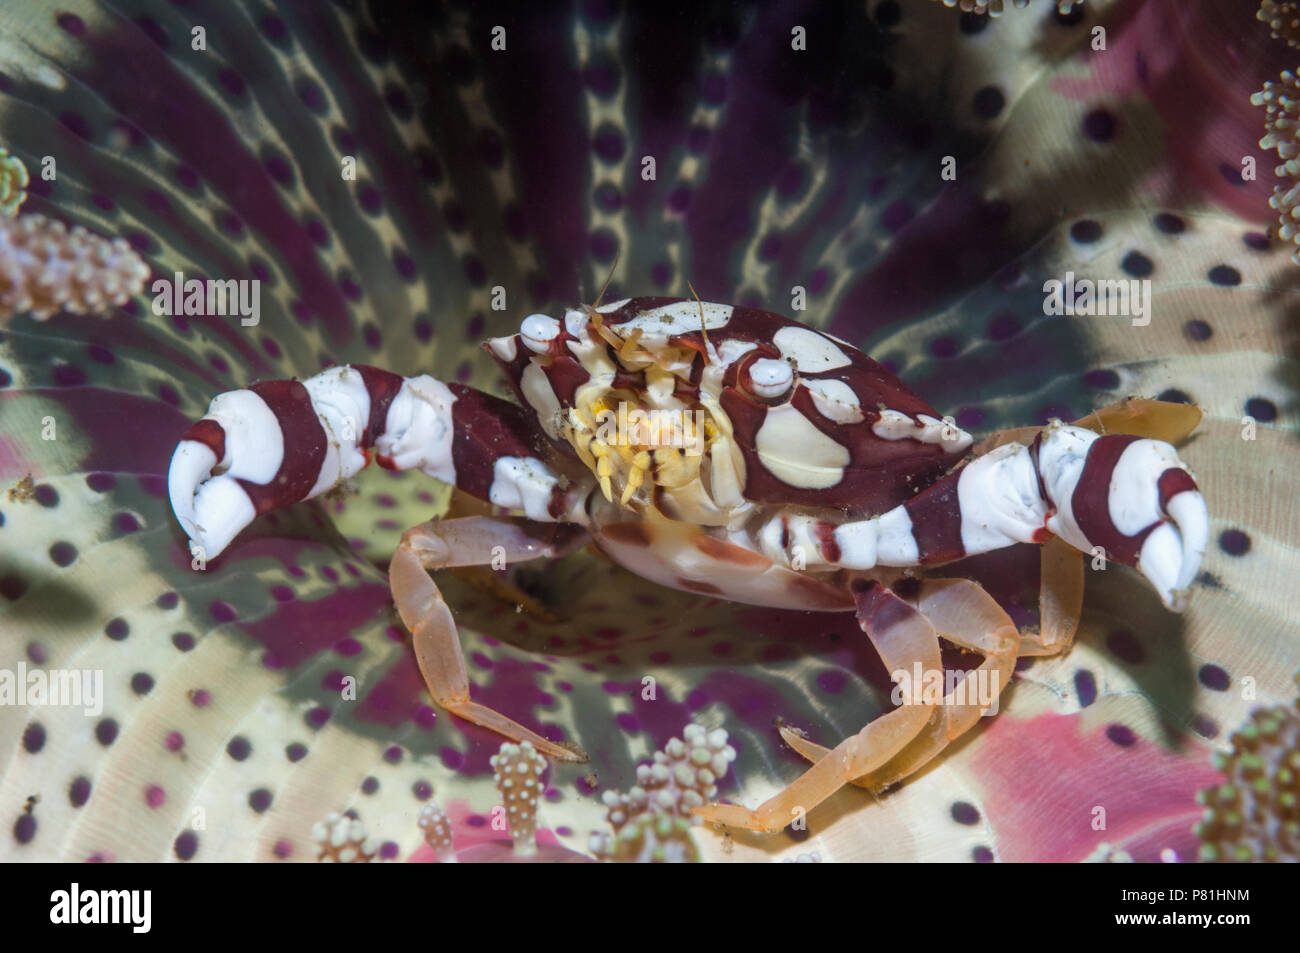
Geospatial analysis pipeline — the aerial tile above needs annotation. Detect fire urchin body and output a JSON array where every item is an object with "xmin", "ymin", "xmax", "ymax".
[{"xmin": 168, "ymin": 296, "xmax": 1208, "ymax": 832}]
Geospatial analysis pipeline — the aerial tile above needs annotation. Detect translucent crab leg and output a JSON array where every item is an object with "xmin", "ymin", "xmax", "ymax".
[
  {"xmin": 1019, "ymin": 536, "xmax": 1084, "ymax": 656},
  {"xmin": 693, "ymin": 582, "xmax": 939, "ymax": 833},
  {"xmin": 167, "ymin": 364, "xmax": 590, "ymax": 559},
  {"xmin": 391, "ymin": 516, "xmax": 591, "ymax": 762},
  {"xmin": 781, "ymin": 579, "xmax": 1019, "ymax": 792}
]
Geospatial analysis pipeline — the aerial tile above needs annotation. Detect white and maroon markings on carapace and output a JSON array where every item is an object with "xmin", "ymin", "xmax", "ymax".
[
  {"xmin": 592, "ymin": 519, "xmax": 853, "ymax": 612},
  {"xmin": 485, "ymin": 297, "xmax": 973, "ymax": 513},
  {"xmin": 169, "ymin": 365, "xmax": 580, "ymax": 558}
]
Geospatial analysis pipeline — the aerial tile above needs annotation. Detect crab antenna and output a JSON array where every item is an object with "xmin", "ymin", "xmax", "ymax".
[
  {"xmin": 591, "ymin": 247, "xmax": 621, "ymax": 311},
  {"xmin": 687, "ymin": 280, "xmax": 711, "ymax": 362}
]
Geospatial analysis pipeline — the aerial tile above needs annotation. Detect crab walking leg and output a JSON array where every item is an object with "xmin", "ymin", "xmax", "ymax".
[
  {"xmin": 693, "ymin": 582, "xmax": 940, "ymax": 832},
  {"xmin": 759, "ymin": 422, "xmax": 1209, "ymax": 610},
  {"xmin": 391, "ymin": 516, "xmax": 591, "ymax": 762},
  {"xmin": 785, "ymin": 579, "xmax": 1020, "ymax": 792},
  {"xmin": 168, "ymin": 364, "xmax": 589, "ymax": 559},
  {"xmin": 1019, "ymin": 537, "xmax": 1084, "ymax": 656}
]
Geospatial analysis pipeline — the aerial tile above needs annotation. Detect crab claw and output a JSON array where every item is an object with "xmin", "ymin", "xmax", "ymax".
[
  {"xmin": 168, "ymin": 389, "xmax": 286, "ymax": 560},
  {"xmin": 1037, "ymin": 426, "xmax": 1208, "ymax": 611}
]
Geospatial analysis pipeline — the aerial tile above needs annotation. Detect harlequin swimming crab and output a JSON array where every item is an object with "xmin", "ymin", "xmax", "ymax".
[{"xmin": 168, "ymin": 295, "xmax": 1208, "ymax": 833}]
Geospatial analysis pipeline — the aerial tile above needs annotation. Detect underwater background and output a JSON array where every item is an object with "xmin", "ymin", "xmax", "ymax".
[{"xmin": 0, "ymin": 0, "xmax": 1297, "ymax": 862}]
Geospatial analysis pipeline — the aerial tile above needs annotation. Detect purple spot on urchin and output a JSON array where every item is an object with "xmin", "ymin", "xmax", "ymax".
[
  {"xmin": 1105, "ymin": 724, "xmax": 1137, "ymax": 747},
  {"xmin": 880, "ymin": 199, "xmax": 914, "ymax": 233},
  {"xmin": 209, "ymin": 354, "xmax": 230, "ymax": 375},
  {"xmin": 249, "ymin": 788, "xmax": 273, "ymax": 813},
  {"xmin": 955, "ymin": 406, "xmax": 985, "ymax": 430},
  {"xmin": 14, "ymin": 814, "xmax": 36, "ymax": 844},
  {"xmin": 210, "ymin": 600, "xmax": 237, "ymax": 623},
  {"xmin": 262, "ymin": 336, "xmax": 282, "ymax": 359},
  {"xmin": 226, "ymin": 737, "xmax": 252, "ymax": 761},
  {"xmin": 26, "ymin": 642, "xmax": 46, "ymax": 664},
  {"xmin": 95, "ymin": 719, "xmax": 119, "ymax": 746},
  {"xmin": 165, "ymin": 731, "xmax": 184, "ymax": 752},
  {"xmin": 131, "ymin": 672, "xmax": 154, "ymax": 695},
  {"xmin": 1183, "ymin": 319, "xmax": 1212, "ymax": 342},
  {"xmin": 306, "ymin": 706, "xmax": 331, "ymax": 728},
  {"xmin": 414, "ymin": 706, "xmax": 437, "ymax": 730},
  {"xmin": 1198, "ymin": 664, "xmax": 1230, "ymax": 691},
  {"xmin": 393, "ymin": 249, "xmax": 417, "ymax": 282},
  {"xmin": 1074, "ymin": 669, "xmax": 1097, "ymax": 707},
  {"xmin": 463, "ymin": 256, "xmax": 487, "ymax": 286},
  {"xmin": 52, "ymin": 363, "xmax": 86, "ymax": 387},
  {"xmin": 1218, "ymin": 529, "xmax": 1250, "ymax": 556},
  {"xmin": 22, "ymin": 722, "xmax": 44, "ymax": 753},
  {"xmin": 156, "ymin": 591, "xmax": 178, "ymax": 610},
  {"xmin": 357, "ymin": 183, "xmax": 383, "ymax": 215},
  {"xmin": 651, "ymin": 261, "xmax": 673, "ymax": 286},
  {"xmin": 70, "ymin": 776, "xmax": 91, "ymax": 808},
  {"xmin": 440, "ymin": 746, "xmax": 465, "ymax": 771},
  {"xmin": 592, "ymin": 128, "xmax": 625, "ymax": 163},
  {"xmin": 286, "ymin": 743, "xmax": 307, "ymax": 762},
  {"xmin": 144, "ymin": 785, "xmax": 166, "ymax": 808},
  {"xmin": 57, "ymin": 13, "xmax": 86, "ymax": 35},
  {"xmin": 1243, "ymin": 231, "xmax": 1271, "ymax": 252},
  {"xmin": 363, "ymin": 323, "xmax": 382, "ymax": 350},
  {"xmin": 667, "ymin": 186, "xmax": 692, "ymax": 213},
  {"xmin": 190, "ymin": 689, "xmax": 211, "ymax": 707},
  {"xmin": 615, "ymin": 712, "xmax": 640, "ymax": 733},
  {"xmin": 951, "ymin": 801, "xmax": 980, "ymax": 825},
  {"xmin": 686, "ymin": 124, "xmax": 711, "ymax": 153},
  {"xmin": 928, "ymin": 335, "xmax": 959, "ymax": 359},
  {"xmin": 333, "ymin": 637, "xmax": 362, "ymax": 657},
  {"xmin": 1081, "ymin": 108, "xmax": 1117, "ymax": 142},
  {"xmin": 972, "ymin": 845, "xmax": 994, "ymax": 862},
  {"xmin": 1191, "ymin": 714, "xmax": 1219, "ymax": 739},
  {"xmin": 589, "ymin": 229, "xmax": 618, "ymax": 262},
  {"xmin": 413, "ymin": 780, "xmax": 433, "ymax": 801},
  {"xmin": 172, "ymin": 632, "xmax": 195, "ymax": 652},
  {"xmin": 296, "ymin": 78, "xmax": 326, "ymax": 111},
  {"xmin": 808, "ymin": 669, "xmax": 852, "ymax": 704},
  {"xmin": 584, "ymin": 64, "xmax": 619, "ymax": 97},
  {"xmin": 1084, "ymin": 368, "xmax": 1120, "ymax": 389},
  {"xmin": 105, "ymin": 618, "xmax": 129, "ymax": 641},
  {"xmin": 174, "ymin": 831, "xmax": 198, "ymax": 860},
  {"xmin": 986, "ymin": 312, "xmax": 1021, "ymax": 341}
]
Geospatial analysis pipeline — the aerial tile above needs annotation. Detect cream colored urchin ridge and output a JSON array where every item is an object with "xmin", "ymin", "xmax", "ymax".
[{"xmin": 930, "ymin": 0, "xmax": 1081, "ymax": 17}]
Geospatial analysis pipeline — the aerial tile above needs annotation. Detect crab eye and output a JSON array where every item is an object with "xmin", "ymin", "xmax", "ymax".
[
  {"xmin": 520, "ymin": 314, "xmax": 560, "ymax": 352},
  {"xmin": 746, "ymin": 358, "xmax": 795, "ymax": 400}
]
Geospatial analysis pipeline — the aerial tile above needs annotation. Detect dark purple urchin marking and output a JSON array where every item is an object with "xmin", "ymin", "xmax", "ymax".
[
  {"xmin": 105, "ymin": 618, "xmax": 129, "ymax": 641},
  {"xmin": 171, "ymin": 632, "xmax": 195, "ymax": 652},
  {"xmin": 950, "ymin": 802, "xmax": 980, "ymax": 825},
  {"xmin": 972, "ymin": 86, "xmax": 1004, "ymax": 119},
  {"xmin": 1074, "ymin": 670, "xmax": 1097, "ymax": 707},
  {"xmin": 174, "ymin": 831, "xmax": 198, "ymax": 861},
  {"xmin": 69, "ymin": 776, "xmax": 91, "ymax": 808},
  {"xmin": 48, "ymin": 542, "xmax": 77, "ymax": 567},
  {"xmin": 130, "ymin": 673, "xmax": 154, "ymax": 696},
  {"xmin": 226, "ymin": 737, "xmax": 251, "ymax": 761},
  {"xmin": 1081, "ymin": 108, "xmax": 1118, "ymax": 142},
  {"xmin": 13, "ymin": 814, "xmax": 36, "ymax": 845},
  {"xmin": 1157, "ymin": 388, "xmax": 1191, "ymax": 404},
  {"xmin": 1183, "ymin": 319, "xmax": 1212, "ymax": 341},
  {"xmin": 1121, "ymin": 250, "xmax": 1153, "ymax": 277},
  {"xmin": 95, "ymin": 719, "xmax": 119, "ymax": 746},
  {"xmin": 1153, "ymin": 212, "xmax": 1185, "ymax": 234},
  {"xmin": 1218, "ymin": 529, "xmax": 1250, "ymax": 556},
  {"xmin": 22, "ymin": 722, "xmax": 44, "ymax": 753},
  {"xmin": 1242, "ymin": 231, "xmax": 1271, "ymax": 251},
  {"xmin": 1245, "ymin": 397, "xmax": 1277, "ymax": 422},
  {"xmin": 248, "ymin": 789, "xmax": 273, "ymax": 813},
  {"xmin": 1198, "ymin": 664, "xmax": 1230, "ymax": 691},
  {"xmin": 1105, "ymin": 724, "xmax": 1137, "ymax": 747},
  {"xmin": 1207, "ymin": 265, "xmax": 1241, "ymax": 287}
]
